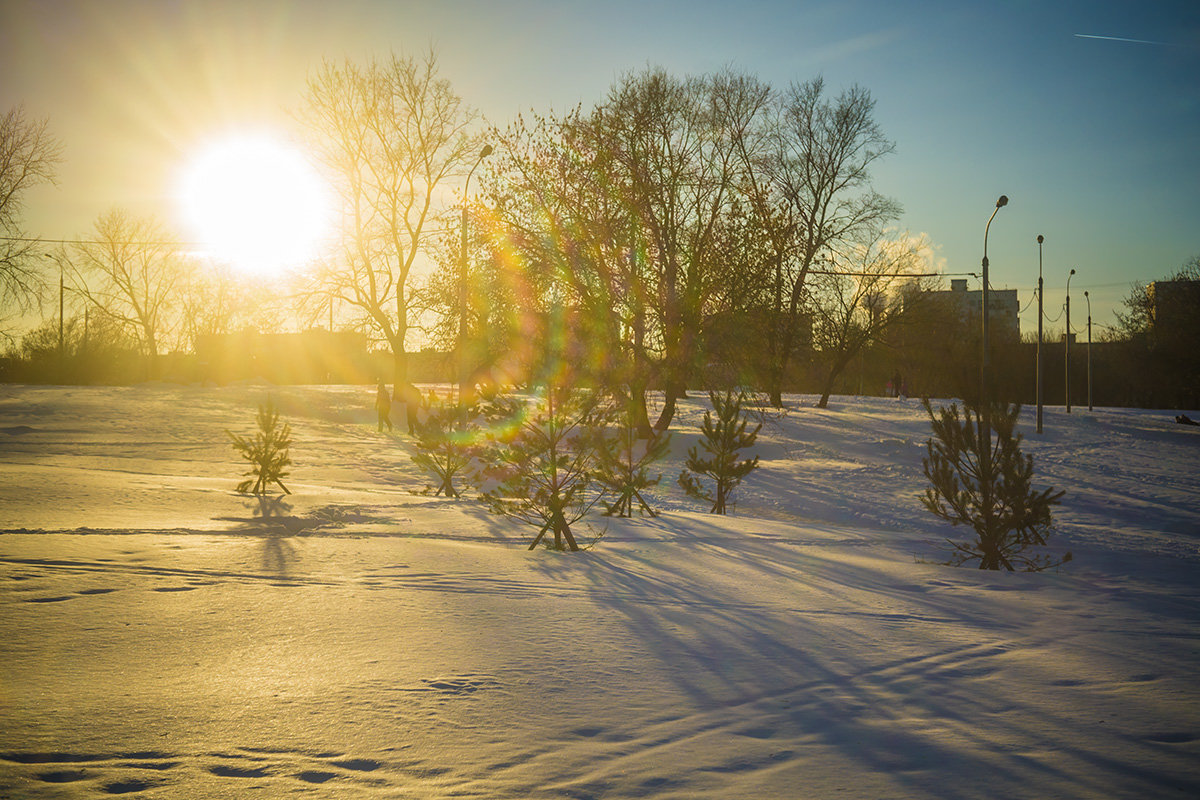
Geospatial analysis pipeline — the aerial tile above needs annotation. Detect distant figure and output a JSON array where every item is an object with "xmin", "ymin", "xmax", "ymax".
[
  {"xmin": 1175, "ymin": 414, "xmax": 1199, "ymax": 426},
  {"xmin": 375, "ymin": 382, "xmax": 393, "ymax": 432},
  {"xmin": 900, "ymin": 378, "xmax": 908, "ymax": 399},
  {"xmin": 892, "ymin": 371, "xmax": 902, "ymax": 398},
  {"xmin": 400, "ymin": 382, "xmax": 421, "ymax": 435}
]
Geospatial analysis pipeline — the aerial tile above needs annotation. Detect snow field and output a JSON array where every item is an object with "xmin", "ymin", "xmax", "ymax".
[{"xmin": 1, "ymin": 383, "xmax": 1198, "ymax": 799}]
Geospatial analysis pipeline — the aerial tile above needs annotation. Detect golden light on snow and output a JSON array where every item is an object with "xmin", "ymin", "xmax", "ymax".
[{"xmin": 177, "ymin": 133, "xmax": 333, "ymax": 277}]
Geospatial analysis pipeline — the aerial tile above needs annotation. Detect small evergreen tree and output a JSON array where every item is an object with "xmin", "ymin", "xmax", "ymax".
[
  {"xmin": 410, "ymin": 393, "xmax": 476, "ymax": 498},
  {"xmin": 228, "ymin": 396, "xmax": 293, "ymax": 495},
  {"xmin": 678, "ymin": 390, "xmax": 761, "ymax": 514},
  {"xmin": 481, "ymin": 386, "xmax": 614, "ymax": 551},
  {"xmin": 921, "ymin": 399, "xmax": 1069, "ymax": 571},
  {"xmin": 599, "ymin": 415, "xmax": 670, "ymax": 518}
]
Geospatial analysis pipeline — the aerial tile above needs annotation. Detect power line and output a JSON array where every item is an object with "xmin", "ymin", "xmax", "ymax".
[
  {"xmin": 2, "ymin": 235, "xmax": 981, "ymax": 281},
  {"xmin": 0, "ymin": 230, "xmax": 459, "ymax": 248},
  {"xmin": 0, "ymin": 234, "xmax": 1149, "ymax": 292}
]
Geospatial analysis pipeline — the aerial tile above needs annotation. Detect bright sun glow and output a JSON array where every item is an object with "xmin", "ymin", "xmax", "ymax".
[{"xmin": 178, "ymin": 134, "xmax": 333, "ymax": 276}]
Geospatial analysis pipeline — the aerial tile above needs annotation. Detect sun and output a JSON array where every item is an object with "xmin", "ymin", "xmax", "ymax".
[{"xmin": 178, "ymin": 134, "xmax": 334, "ymax": 276}]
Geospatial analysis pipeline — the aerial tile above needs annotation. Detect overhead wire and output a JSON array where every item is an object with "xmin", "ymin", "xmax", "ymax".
[
  {"xmin": 3, "ymin": 234, "xmax": 980, "ymax": 280},
  {"xmin": 0, "ymin": 235, "xmax": 1151, "ymax": 292}
]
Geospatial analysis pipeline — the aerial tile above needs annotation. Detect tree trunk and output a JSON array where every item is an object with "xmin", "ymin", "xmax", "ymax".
[
  {"xmin": 817, "ymin": 352, "xmax": 856, "ymax": 409},
  {"xmin": 766, "ymin": 362, "xmax": 784, "ymax": 408},
  {"xmin": 628, "ymin": 383, "xmax": 654, "ymax": 439},
  {"xmin": 391, "ymin": 347, "xmax": 408, "ymax": 403},
  {"xmin": 712, "ymin": 481, "xmax": 727, "ymax": 514},
  {"xmin": 653, "ymin": 384, "xmax": 682, "ymax": 432}
]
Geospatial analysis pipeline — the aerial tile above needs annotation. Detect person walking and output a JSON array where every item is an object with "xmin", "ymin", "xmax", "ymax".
[
  {"xmin": 401, "ymin": 382, "xmax": 421, "ymax": 435},
  {"xmin": 375, "ymin": 381, "xmax": 393, "ymax": 432}
]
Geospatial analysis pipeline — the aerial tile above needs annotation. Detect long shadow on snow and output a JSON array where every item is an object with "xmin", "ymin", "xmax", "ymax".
[{"xmin": 526, "ymin": 512, "xmax": 1170, "ymax": 799}]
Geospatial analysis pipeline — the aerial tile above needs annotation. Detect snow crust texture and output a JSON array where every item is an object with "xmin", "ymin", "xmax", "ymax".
[{"xmin": 2, "ymin": 384, "xmax": 1199, "ymax": 799}]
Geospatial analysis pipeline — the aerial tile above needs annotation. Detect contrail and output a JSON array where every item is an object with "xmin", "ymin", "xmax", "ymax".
[{"xmin": 1074, "ymin": 33, "xmax": 1170, "ymax": 46}]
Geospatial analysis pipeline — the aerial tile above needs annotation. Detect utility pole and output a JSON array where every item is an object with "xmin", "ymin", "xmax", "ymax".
[
  {"xmin": 980, "ymin": 195, "xmax": 1007, "ymax": 548},
  {"xmin": 1065, "ymin": 268, "xmax": 1075, "ymax": 413},
  {"xmin": 458, "ymin": 144, "xmax": 492, "ymax": 404},
  {"xmin": 1036, "ymin": 235, "xmax": 1044, "ymax": 433},
  {"xmin": 1085, "ymin": 290, "xmax": 1093, "ymax": 411}
]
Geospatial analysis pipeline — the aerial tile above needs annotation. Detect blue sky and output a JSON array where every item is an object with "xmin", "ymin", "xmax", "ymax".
[{"xmin": 2, "ymin": 0, "xmax": 1197, "ymax": 332}]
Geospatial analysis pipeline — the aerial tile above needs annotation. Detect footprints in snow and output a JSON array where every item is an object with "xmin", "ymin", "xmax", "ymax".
[
  {"xmin": 19, "ymin": 583, "xmax": 207, "ymax": 603},
  {"xmin": 0, "ymin": 748, "xmax": 389, "ymax": 793},
  {"xmin": 1, "ymin": 751, "xmax": 176, "ymax": 794}
]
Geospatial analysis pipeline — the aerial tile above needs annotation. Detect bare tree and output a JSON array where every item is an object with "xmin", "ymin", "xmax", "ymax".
[
  {"xmin": 67, "ymin": 209, "xmax": 187, "ymax": 369},
  {"xmin": 809, "ymin": 230, "xmax": 932, "ymax": 408},
  {"xmin": 1, "ymin": 105, "xmax": 62, "ymax": 329},
  {"xmin": 487, "ymin": 68, "xmax": 765, "ymax": 431},
  {"xmin": 301, "ymin": 50, "xmax": 477, "ymax": 397},
  {"xmin": 600, "ymin": 68, "xmax": 757, "ymax": 431},
  {"xmin": 177, "ymin": 264, "xmax": 251, "ymax": 351},
  {"xmin": 762, "ymin": 78, "xmax": 900, "ymax": 406}
]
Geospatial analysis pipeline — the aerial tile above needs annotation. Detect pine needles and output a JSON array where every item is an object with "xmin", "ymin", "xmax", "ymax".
[
  {"xmin": 678, "ymin": 390, "xmax": 761, "ymax": 514},
  {"xmin": 921, "ymin": 399, "xmax": 1068, "ymax": 571},
  {"xmin": 228, "ymin": 396, "xmax": 293, "ymax": 495}
]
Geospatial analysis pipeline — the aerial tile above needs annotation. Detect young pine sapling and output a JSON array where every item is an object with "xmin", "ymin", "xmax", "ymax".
[
  {"xmin": 678, "ymin": 390, "xmax": 761, "ymax": 514},
  {"xmin": 921, "ymin": 399, "xmax": 1069, "ymax": 571},
  {"xmin": 228, "ymin": 396, "xmax": 293, "ymax": 495},
  {"xmin": 481, "ymin": 386, "xmax": 614, "ymax": 551},
  {"xmin": 599, "ymin": 412, "xmax": 670, "ymax": 518},
  {"xmin": 410, "ymin": 394, "xmax": 477, "ymax": 498}
]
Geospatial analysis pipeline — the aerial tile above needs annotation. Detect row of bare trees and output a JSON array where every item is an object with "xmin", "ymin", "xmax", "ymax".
[
  {"xmin": 6, "ymin": 54, "xmax": 936, "ymax": 417},
  {"xmin": 434, "ymin": 67, "xmax": 926, "ymax": 425},
  {"xmin": 2, "ymin": 106, "xmax": 291, "ymax": 367}
]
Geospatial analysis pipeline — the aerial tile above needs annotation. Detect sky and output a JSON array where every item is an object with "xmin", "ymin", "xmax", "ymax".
[{"xmin": 2, "ymin": 0, "xmax": 1198, "ymax": 335}]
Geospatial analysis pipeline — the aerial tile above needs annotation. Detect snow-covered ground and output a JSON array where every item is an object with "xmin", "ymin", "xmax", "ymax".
[{"xmin": 1, "ymin": 383, "xmax": 1198, "ymax": 799}]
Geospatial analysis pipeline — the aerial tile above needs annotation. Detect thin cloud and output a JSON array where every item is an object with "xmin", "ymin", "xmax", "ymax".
[{"xmin": 808, "ymin": 27, "xmax": 907, "ymax": 65}]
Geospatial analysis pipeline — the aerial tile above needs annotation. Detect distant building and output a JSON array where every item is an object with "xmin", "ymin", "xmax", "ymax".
[
  {"xmin": 924, "ymin": 278, "xmax": 1020, "ymax": 340},
  {"xmin": 195, "ymin": 329, "xmax": 373, "ymax": 384},
  {"xmin": 1148, "ymin": 279, "xmax": 1200, "ymax": 336}
]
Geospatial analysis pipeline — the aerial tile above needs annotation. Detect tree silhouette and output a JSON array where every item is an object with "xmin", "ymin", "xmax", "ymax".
[
  {"xmin": 1, "ymin": 105, "xmax": 61, "ymax": 329},
  {"xmin": 228, "ymin": 397, "xmax": 293, "ymax": 495},
  {"xmin": 481, "ymin": 387, "xmax": 613, "ymax": 551},
  {"xmin": 301, "ymin": 49, "xmax": 479, "ymax": 399},
  {"xmin": 678, "ymin": 390, "xmax": 761, "ymax": 514},
  {"xmin": 599, "ymin": 416, "xmax": 670, "ymax": 518},
  {"xmin": 921, "ymin": 399, "xmax": 1068, "ymax": 571}
]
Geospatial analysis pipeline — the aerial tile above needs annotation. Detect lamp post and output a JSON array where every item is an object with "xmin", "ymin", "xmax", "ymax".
[
  {"xmin": 458, "ymin": 143, "xmax": 492, "ymax": 403},
  {"xmin": 43, "ymin": 253, "xmax": 65, "ymax": 361},
  {"xmin": 1036, "ymin": 235, "xmax": 1044, "ymax": 434},
  {"xmin": 980, "ymin": 195, "xmax": 1007, "ymax": 533},
  {"xmin": 981, "ymin": 195, "xmax": 1008, "ymax": 418},
  {"xmin": 1084, "ymin": 290, "xmax": 1092, "ymax": 411},
  {"xmin": 1065, "ymin": 268, "xmax": 1075, "ymax": 413}
]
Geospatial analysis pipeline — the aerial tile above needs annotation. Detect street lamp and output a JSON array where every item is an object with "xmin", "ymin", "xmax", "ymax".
[
  {"xmin": 1084, "ymin": 289, "xmax": 1092, "ymax": 411},
  {"xmin": 1035, "ymin": 235, "xmax": 1044, "ymax": 434},
  {"xmin": 458, "ymin": 143, "xmax": 493, "ymax": 403},
  {"xmin": 981, "ymin": 195, "xmax": 1008, "ymax": 417},
  {"xmin": 1065, "ymin": 268, "xmax": 1076, "ymax": 413},
  {"xmin": 980, "ymin": 195, "xmax": 1007, "ymax": 528},
  {"xmin": 43, "ymin": 252, "xmax": 65, "ymax": 360}
]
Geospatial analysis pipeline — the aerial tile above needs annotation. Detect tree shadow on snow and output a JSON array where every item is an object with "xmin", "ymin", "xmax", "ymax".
[{"xmin": 524, "ymin": 514, "xmax": 1154, "ymax": 799}]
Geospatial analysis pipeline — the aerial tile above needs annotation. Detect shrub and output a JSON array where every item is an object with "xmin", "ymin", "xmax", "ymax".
[
  {"xmin": 599, "ymin": 417, "xmax": 669, "ymax": 518},
  {"xmin": 228, "ymin": 396, "xmax": 293, "ymax": 495},
  {"xmin": 410, "ymin": 393, "xmax": 477, "ymax": 498},
  {"xmin": 921, "ymin": 399, "xmax": 1069, "ymax": 571},
  {"xmin": 678, "ymin": 390, "xmax": 761, "ymax": 514},
  {"xmin": 481, "ymin": 386, "xmax": 614, "ymax": 551}
]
